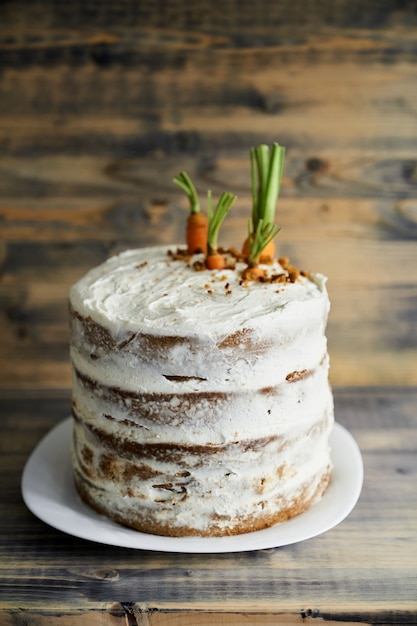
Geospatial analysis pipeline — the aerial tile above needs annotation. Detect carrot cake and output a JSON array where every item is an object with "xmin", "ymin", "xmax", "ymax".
[{"xmin": 69, "ymin": 245, "xmax": 334, "ymax": 536}]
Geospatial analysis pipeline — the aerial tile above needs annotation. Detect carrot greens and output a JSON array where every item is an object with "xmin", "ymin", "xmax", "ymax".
[
  {"xmin": 245, "ymin": 142, "xmax": 285, "ymax": 265},
  {"xmin": 247, "ymin": 220, "xmax": 282, "ymax": 268},
  {"xmin": 205, "ymin": 190, "xmax": 237, "ymax": 269},
  {"xmin": 172, "ymin": 171, "xmax": 201, "ymax": 215},
  {"xmin": 173, "ymin": 171, "xmax": 236, "ymax": 262},
  {"xmin": 207, "ymin": 191, "xmax": 237, "ymax": 256}
]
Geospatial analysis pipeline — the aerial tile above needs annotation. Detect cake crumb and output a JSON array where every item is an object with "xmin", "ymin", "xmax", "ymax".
[{"xmin": 286, "ymin": 370, "xmax": 308, "ymax": 382}]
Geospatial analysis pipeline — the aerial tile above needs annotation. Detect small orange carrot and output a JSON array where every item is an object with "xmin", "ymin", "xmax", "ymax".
[
  {"xmin": 173, "ymin": 171, "xmax": 208, "ymax": 254},
  {"xmin": 243, "ymin": 142, "xmax": 285, "ymax": 264},
  {"xmin": 205, "ymin": 190, "xmax": 237, "ymax": 270},
  {"xmin": 187, "ymin": 212, "xmax": 208, "ymax": 254},
  {"xmin": 247, "ymin": 219, "xmax": 282, "ymax": 268},
  {"xmin": 259, "ymin": 240, "xmax": 275, "ymax": 262},
  {"xmin": 242, "ymin": 237, "xmax": 275, "ymax": 262},
  {"xmin": 205, "ymin": 252, "xmax": 226, "ymax": 270}
]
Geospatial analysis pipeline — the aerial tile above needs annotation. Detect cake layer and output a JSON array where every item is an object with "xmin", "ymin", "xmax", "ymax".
[
  {"xmin": 69, "ymin": 317, "xmax": 328, "ymax": 394},
  {"xmin": 71, "ymin": 355, "xmax": 332, "ymax": 445},
  {"xmin": 72, "ymin": 402, "xmax": 332, "ymax": 536}
]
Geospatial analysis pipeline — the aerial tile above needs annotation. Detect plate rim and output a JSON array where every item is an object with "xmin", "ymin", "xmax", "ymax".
[{"xmin": 21, "ymin": 418, "xmax": 363, "ymax": 553}]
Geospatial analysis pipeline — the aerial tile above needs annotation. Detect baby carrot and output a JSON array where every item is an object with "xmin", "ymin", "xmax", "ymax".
[
  {"xmin": 247, "ymin": 219, "xmax": 282, "ymax": 268},
  {"xmin": 173, "ymin": 171, "xmax": 208, "ymax": 254},
  {"xmin": 241, "ymin": 237, "xmax": 275, "ymax": 262},
  {"xmin": 205, "ymin": 190, "xmax": 237, "ymax": 270},
  {"xmin": 205, "ymin": 253, "xmax": 226, "ymax": 270},
  {"xmin": 243, "ymin": 142, "xmax": 285, "ymax": 264},
  {"xmin": 186, "ymin": 212, "xmax": 208, "ymax": 255}
]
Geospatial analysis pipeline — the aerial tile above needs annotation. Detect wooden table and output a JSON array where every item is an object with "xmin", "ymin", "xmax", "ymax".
[{"xmin": 1, "ymin": 387, "xmax": 416, "ymax": 625}]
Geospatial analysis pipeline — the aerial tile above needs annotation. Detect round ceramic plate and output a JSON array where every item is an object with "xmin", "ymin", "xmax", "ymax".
[{"xmin": 21, "ymin": 418, "xmax": 363, "ymax": 553}]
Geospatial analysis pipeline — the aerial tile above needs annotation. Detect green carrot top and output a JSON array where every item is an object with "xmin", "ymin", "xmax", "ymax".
[
  {"xmin": 246, "ymin": 142, "xmax": 285, "ymax": 266},
  {"xmin": 172, "ymin": 171, "xmax": 201, "ymax": 215},
  {"xmin": 251, "ymin": 142, "xmax": 285, "ymax": 227},
  {"xmin": 207, "ymin": 190, "xmax": 237, "ymax": 255}
]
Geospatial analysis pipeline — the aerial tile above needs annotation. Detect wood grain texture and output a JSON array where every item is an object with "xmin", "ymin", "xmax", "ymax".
[
  {"xmin": 0, "ymin": 387, "xmax": 416, "ymax": 624},
  {"xmin": 0, "ymin": 1, "xmax": 417, "ymax": 389}
]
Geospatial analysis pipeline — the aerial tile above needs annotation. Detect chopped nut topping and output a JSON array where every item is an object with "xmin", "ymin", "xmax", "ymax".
[{"xmin": 167, "ymin": 247, "xmax": 309, "ymax": 287}]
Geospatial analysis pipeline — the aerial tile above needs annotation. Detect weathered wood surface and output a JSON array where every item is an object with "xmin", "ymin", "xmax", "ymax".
[
  {"xmin": 0, "ymin": 2, "xmax": 417, "ymax": 388},
  {"xmin": 0, "ymin": 387, "xmax": 416, "ymax": 624}
]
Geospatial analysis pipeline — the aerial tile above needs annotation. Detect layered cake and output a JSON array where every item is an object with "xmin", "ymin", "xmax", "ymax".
[{"xmin": 69, "ymin": 246, "xmax": 334, "ymax": 537}]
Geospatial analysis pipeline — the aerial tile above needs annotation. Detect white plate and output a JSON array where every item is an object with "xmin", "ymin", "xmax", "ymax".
[{"xmin": 21, "ymin": 418, "xmax": 363, "ymax": 553}]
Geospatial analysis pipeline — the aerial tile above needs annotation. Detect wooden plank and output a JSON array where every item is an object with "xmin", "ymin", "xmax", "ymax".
[
  {"xmin": 1, "ymin": 60, "xmax": 417, "ymax": 153},
  {"xmin": 0, "ymin": 608, "xmax": 408, "ymax": 626},
  {"xmin": 0, "ymin": 0, "xmax": 416, "ymax": 34},
  {"xmin": 0, "ymin": 609, "xmax": 407, "ymax": 626}
]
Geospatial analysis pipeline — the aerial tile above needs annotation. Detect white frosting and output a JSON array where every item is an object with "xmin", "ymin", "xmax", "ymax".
[
  {"xmin": 69, "ymin": 245, "xmax": 334, "ymax": 536},
  {"xmin": 69, "ymin": 246, "xmax": 329, "ymax": 340}
]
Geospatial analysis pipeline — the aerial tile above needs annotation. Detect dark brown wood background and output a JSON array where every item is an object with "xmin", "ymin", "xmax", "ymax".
[{"xmin": 1, "ymin": 0, "xmax": 417, "ymax": 390}]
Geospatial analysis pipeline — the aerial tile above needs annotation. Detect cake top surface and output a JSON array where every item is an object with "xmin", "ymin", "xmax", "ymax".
[{"xmin": 70, "ymin": 246, "xmax": 329, "ymax": 339}]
